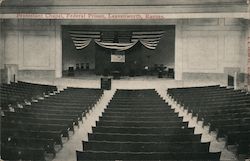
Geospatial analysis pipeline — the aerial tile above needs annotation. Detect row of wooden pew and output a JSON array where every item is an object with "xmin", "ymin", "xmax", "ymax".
[
  {"xmin": 1, "ymin": 82, "xmax": 103, "ymax": 161},
  {"xmin": 76, "ymin": 89, "xmax": 221, "ymax": 160},
  {"xmin": 1, "ymin": 81, "xmax": 57, "ymax": 110},
  {"xmin": 168, "ymin": 85, "xmax": 250, "ymax": 158}
]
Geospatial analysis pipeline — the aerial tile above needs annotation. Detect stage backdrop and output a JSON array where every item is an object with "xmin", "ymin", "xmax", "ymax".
[{"xmin": 62, "ymin": 26, "xmax": 175, "ymax": 75}]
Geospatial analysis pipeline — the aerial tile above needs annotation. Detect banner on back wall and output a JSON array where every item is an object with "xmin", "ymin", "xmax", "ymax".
[{"xmin": 111, "ymin": 51, "xmax": 125, "ymax": 63}]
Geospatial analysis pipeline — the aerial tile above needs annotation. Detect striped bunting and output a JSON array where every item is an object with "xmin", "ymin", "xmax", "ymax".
[
  {"xmin": 69, "ymin": 30, "xmax": 164, "ymax": 50},
  {"xmin": 69, "ymin": 31, "xmax": 100, "ymax": 50},
  {"xmin": 95, "ymin": 40, "xmax": 138, "ymax": 51},
  {"xmin": 132, "ymin": 31, "xmax": 164, "ymax": 50}
]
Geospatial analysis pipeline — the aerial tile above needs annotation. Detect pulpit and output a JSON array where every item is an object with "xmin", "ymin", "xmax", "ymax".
[{"xmin": 101, "ymin": 77, "xmax": 111, "ymax": 90}]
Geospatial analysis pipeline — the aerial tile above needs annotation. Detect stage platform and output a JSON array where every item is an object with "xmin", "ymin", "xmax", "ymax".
[{"xmin": 18, "ymin": 75, "xmax": 224, "ymax": 90}]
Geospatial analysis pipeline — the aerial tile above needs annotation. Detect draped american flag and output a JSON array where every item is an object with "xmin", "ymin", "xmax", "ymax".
[
  {"xmin": 131, "ymin": 31, "xmax": 164, "ymax": 50},
  {"xmin": 69, "ymin": 30, "xmax": 164, "ymax": 50},
  {"xmin": 69, "ymin": 31, "xmax": 100, "ymax": 49}
]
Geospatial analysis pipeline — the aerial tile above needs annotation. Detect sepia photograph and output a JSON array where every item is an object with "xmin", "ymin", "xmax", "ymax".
[{"xmin": 0, "ymin": 0, "xmax": 250, "ymax": 161}]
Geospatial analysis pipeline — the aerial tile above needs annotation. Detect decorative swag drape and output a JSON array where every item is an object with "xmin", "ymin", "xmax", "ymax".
[{"xmin": 69, "ymin": 31, "xmax": 164, "ymax": 51}]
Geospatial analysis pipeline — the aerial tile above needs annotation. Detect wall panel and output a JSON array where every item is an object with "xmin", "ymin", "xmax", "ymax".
[
  {"xmin": 224, "ymin": 31, "xmax": 242, "ymax": 66},
  {"xmin": 18, "ymin": 30, "xmax": 56, "ymax": 70},
  {"xmin": 4, "ymin": 32, "xmax": 19, "ymax": 64},
  {"xmin": 178, "ymin": 18, "xmax": 246, "ymax": 82},
  {"xmin": 23, "ymin": 34, "xmax": 51, "ymax": 67},
  {"xmin": 183, "ymin": 31, "xmax": 219, "ymax": 72},
  {"xmin": 2, "ymin": 20, "xmax": 59, "ymax": 81}
]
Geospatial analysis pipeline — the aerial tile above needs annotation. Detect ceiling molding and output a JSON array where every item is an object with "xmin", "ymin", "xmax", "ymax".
[
  {"xmin": 1, "ymin": 0, "xmax": 248, "ymax": 6},
  {"xmin": 1, "ymin": 13, "xmax": 249, "ymax": 20}
]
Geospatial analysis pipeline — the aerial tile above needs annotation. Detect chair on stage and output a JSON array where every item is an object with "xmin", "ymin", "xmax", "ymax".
[
  {"xmin": 86, "ymin": 63, "xmax": 89, "ymax": 70},
  {"xmin": 168, "ymin": 68, "xmax": 174, "ymax": 78},
  {"xmin": 68, "ymin": 67, "xmax": 75, "ymax": 76},
  {"xmin": 81, "ymin": 63, "xmax": 85, "ymax": 70},
  {"xmin": 76, "ymin": 64, "xmax": 80, "ymax": 71}
]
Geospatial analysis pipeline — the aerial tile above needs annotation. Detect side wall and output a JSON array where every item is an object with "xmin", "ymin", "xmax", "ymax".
[
  {"xmin": 2, "ymin": 19, "xmax": 61, "ymax": 82},
  {"xmin": 175, "ymin": 18, "xmax": 247, "ymax": 85},
  {"xmin": 0, "ymin": 20, "xmax": 6, "ymax": 83},
  {"xmin": 0, "ymin": 20, "xmax": 4, "ymax": 69}
]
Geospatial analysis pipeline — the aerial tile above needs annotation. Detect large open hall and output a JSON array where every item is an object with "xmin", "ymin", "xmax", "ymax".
[{"xmin": 0, "ymin": 0, "xmax": 250, "ymax": 161}]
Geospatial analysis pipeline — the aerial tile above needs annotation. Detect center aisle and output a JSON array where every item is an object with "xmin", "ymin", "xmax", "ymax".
[
  {"xmin": 77, "ymin": 89, "xmax": 221, "ymax": 161},
  {"xmin": 52, "ymin": 89, "xmax": 116, "ymax": 161}
]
